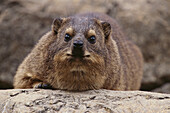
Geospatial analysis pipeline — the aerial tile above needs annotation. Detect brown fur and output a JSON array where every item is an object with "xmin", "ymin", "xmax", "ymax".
[{"xmin": 13, "ymin": 13, "xmax": 143, "ymax": 91}]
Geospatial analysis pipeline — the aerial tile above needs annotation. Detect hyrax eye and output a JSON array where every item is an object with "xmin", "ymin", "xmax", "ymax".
[
  {"xmin": 64, "ymin": 33, "xmax": 72, "ymax": 42},
  {"xmin": 88, "ymin": 36, "xmax": 96, "ymax": 44}
]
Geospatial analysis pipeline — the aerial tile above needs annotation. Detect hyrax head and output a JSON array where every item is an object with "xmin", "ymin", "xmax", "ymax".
[
  {"xmin": 51, "ymin": 16, "xmax": 111, "ymax": 60},
  {"xmin": 49, "ymin": 16, "xmax": 112, "ymax": 90}
]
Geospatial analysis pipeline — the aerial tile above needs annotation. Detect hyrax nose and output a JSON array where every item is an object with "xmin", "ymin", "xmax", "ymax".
[{"xmin": 73, "ymin": 40, "xmax": 83, "ymax": 48}]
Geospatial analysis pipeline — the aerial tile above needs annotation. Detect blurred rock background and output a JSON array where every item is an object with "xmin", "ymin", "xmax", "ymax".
[{"xmin": 0, "ymin": 0, "xmax": 169, "ymax": 93}]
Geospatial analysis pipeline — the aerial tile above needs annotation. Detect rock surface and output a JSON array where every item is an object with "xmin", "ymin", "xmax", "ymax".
[
  {"xmin": 0, "ymin": 89, "xmax": 170, "ymax": 113},
  {"xmin": 0, "ymin": 0, "xmax": 170, "ymax": 93},
  {"xmin": 152, "ymin": 83, "xmax": 170, "ymax": 94}
]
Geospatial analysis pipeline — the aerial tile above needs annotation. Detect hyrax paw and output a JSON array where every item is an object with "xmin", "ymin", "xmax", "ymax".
[{"xmin": 34, "ymin": 83, "xmax": 52, "ymax": 89}]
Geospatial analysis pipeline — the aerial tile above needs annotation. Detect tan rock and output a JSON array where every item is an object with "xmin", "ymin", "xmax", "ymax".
[{"xmin": 0, "ymin": 89, "xmax": 170, "ymax": 112}]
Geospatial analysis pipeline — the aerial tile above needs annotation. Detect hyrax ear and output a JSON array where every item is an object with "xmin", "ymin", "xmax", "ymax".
[
  {"xmin": 101, "ymin": 21, "xmax": 111, "ymax": 40},
  {"xmin": 52, "ymin": 18, "xmax": 66, "ymax": 34}
]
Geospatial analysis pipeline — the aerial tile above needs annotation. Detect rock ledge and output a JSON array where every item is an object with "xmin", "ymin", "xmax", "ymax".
[{"xmin": 0, "ymin": 89, "xmax": 170, "ymax": 112}]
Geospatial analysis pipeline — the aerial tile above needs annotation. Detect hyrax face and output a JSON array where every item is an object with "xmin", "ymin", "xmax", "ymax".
[{"xmin": 48, "ymin": 17, "xmax": 111, "ymax": 91}]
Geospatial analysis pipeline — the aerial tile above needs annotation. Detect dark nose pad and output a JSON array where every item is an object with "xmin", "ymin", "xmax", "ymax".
[
  {"xmin": 72, "ymin": 40, "xmax": 84, "ymax": 56},
  {"xmin": 73, "ymin": 40, "xmax": 83, "ymax": 48}
]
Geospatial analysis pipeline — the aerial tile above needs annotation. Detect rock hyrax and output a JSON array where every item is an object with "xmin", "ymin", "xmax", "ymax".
[{"xmin": 14, "ymin": 13, "xmax": 143, "ymax": 91}]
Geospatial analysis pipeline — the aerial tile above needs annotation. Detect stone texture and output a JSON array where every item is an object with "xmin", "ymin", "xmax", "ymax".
[
  {"xmin": 152, "ymin": 83, "xmax": 170, "ymax": 94},
  {"xmin": 0, "ymin": 0, "xmax": 170, "ymax": 93},
  {"xmin": 0, "ymin": 89, "xmax": 170, "ymax": 113}
]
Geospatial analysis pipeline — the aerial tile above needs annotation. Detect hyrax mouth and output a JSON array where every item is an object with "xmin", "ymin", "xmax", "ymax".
[
  {"xmin": 66, "ymin": 52, "xmax": 90, "ymax": 58},
  {"xmin": 66, "ymin": 49, "xmax": 90, "ymax": 58}
]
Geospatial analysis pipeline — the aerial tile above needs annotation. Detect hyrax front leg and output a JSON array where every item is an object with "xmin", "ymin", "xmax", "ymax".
[{"xmin": 14, "ymin": 72, "xmax": 52, "ymax": 89}]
